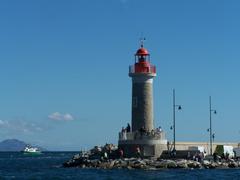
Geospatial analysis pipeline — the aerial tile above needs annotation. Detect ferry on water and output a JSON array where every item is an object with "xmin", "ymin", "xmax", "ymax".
[{"xmin": 23, "ymin": 146, "xmax": 42, "ymax": 155}]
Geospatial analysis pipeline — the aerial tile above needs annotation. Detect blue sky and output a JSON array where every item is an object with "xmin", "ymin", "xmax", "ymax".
[{"xmin": 0, "ymin": 0, "xmax": 240, "ymax": 150}]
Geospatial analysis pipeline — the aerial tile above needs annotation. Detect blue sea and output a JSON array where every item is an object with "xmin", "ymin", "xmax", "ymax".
[{"xmin": 0, "ymin": 152, "xmax": 240, "ymax": 179}]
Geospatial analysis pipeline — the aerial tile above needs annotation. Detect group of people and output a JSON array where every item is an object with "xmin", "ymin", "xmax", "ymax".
[
  {"xmin": 191, "ymin": 152, "xmax": 205, "ymax": 162},
  {"xmin": 121, "ymin": 123, "xmax": 131, "ymax": 133},
  {"xmin": 120, "ymin": 123, "xmax": 131, "ymax": 140},
  {"xmin": 138, "ymin": 126, "xmax": 163, "ymax": 139},
  {"xmin": 118, "ymin": 146, "xmax": 141, "ymax": 159},
  {"xmin": 119, "ymin": 124, "xmax": 163, "ymax": 140},
  {"xmin": 102, "ymin": 148, "xmax": 124, "ymax": 161},
  {"xmin": 99, "ymin": 146, "xmax": 141, "ymax": 160},
  {"xmin": 117, "ymin": 146, "xmax": 141, "ymax": 159},
  {"xmin": 98, "ymin": 144, "xmax": 123, "ymax": 161}
]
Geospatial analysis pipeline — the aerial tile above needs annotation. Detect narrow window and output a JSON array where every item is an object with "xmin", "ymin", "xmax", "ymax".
[{"xmin": 133, "ymin": 97, "xmax": 138, "ymax": 108}]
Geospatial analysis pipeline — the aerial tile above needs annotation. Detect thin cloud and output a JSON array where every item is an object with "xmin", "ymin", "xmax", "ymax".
[
  {"xmin": 0, "ymin": 119, "xmax": 46, "ymax": 134},
  {"xmin": 0, "ymin": 120, "xmax": 9, "ymax": 127},
  {"xmin": 63, "ymin": 113, "xmax": 74, "ymax": 121},
  {"xmin": 48, "ymin": 112, "xmax": 74, "ymax": 121}
]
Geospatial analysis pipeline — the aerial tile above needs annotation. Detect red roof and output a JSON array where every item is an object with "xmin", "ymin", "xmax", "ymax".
[{"xmin": 135, "ymin": 48, "xmax": 149, "ymax": 56}]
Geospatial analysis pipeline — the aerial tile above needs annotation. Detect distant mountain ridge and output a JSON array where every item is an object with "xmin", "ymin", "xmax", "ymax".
[{"xmin": 0, "ymin": 139, "xmax": 46, "ymax": 151}]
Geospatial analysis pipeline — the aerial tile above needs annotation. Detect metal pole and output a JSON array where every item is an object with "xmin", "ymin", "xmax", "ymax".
[
  {"xmin": 173, "ymin": 89, "xmax": 176, "ymax": 151},
  {"xmin": 209, "ymin": 96, "xmax": 212, "ymax": 156}
]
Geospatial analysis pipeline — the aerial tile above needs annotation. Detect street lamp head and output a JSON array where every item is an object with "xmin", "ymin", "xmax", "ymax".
[
  {"xmin": 178, "ymin": 106, "xmax": 182, "ymax": 110},
  {"xmin": 212, "ymin": 133, "xmax": 215, "ymax": 138}
]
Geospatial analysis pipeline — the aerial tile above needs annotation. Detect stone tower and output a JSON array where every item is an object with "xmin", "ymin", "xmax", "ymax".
[{"xmin": 129, "ymin": 44, "xmax": 156, "ymax": 132}]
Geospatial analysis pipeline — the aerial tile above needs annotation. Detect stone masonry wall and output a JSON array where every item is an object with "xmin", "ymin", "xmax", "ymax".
[{"xmin": 132, "ymin": 82, "xmax": 153, "ymax": 132}]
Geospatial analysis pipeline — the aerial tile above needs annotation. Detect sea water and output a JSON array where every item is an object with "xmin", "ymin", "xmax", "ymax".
[{"xmin": 0, "ymin": 152, "xmax": 239, "ymax": 179}]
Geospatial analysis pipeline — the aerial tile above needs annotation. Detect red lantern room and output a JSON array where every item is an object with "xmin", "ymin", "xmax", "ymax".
[{"xmin": 129, "ymin": 43, "xmax": 156, "ymax": 75}]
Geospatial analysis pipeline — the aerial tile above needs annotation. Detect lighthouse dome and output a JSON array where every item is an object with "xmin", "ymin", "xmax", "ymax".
[{"xmin": 135, "ymin": 48, "xmax": 149, "ymax": 56}]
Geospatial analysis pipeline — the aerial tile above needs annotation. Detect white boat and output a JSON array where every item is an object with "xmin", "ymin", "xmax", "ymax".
[{"xmin": 23, "ymin": 146, "xmax": 41, "ymax": 155}]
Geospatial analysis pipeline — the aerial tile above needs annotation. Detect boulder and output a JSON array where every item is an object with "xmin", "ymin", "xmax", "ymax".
[
  {"xmin": 187, "ymin": 160, "xmax": 202, "ymax": 169},
  {"xmin": 221, "ymin": 162, "xmax": 229, "ymax": 168},
  {"xmin": 176, "ymin": 159, "xmax": 188, "ymax": 168},
  {"xmin": 202, "ymin": 160, "xmax": 210, "ymax": 168},
  {"xmin": 132, "ymin": 160, "xmax": 147, "ymax": 169},
  {"xmin": 156, "ymin": 160, "xmax": 177, "ymax": 169},
  {"xmin": 154, "ymin": 161, "xmax": 167, "ymax": 168},
  {"xmin": 208, "ymin": 162, "xmax": 218, "ymax": 169},
  {"xmin": 80, "ymin": 164, "xmax": 86, "ymax": 168},
  {"xmin": 91, "ymin": 159, "xmax": 101, "ymax": 167},
  {"xmin": 98, "ymin": 162, "xmax": 110, "ymax": 169},
  {"xmin": 228, "ymin": 162, "xmax": 238, "ymax": 168},
  {"xmin": 166, "ymin": 160, "xmax": 177, "ymax": 168}
]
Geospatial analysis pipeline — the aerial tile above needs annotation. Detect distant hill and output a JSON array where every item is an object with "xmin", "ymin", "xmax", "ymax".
[{"xmin": 0, "ymin": 139, "xmax": 46, "ymax": 152}]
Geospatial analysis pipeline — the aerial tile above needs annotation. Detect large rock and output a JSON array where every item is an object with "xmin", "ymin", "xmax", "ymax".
[
  {"xmin": 187, "ymin": 160, "xmax": 202, "ymax": 169},
  {"xmin": 90, "ymin": 159, "xmax": 100, "ymax": 168},
  {"xmin": 202, "ymin": 160, "xmax": 210, "ymax": 168},
  {"xmin": 153, "ymin": 161, "xmax": 167, "ymax": 168},
  {"xmin": 166, "ymin": 160, "xmax": 178, "ymax": 168},
  {"xmin": 221, "ymin": 162, "xmax": 229, "ymax": 168},
  {"xmin": 228, "ymin": 162, "xmax": 238, "ymax": 168},
  {"xmin": 98, "ymin": 162, "xmax": 111, "ymax": 169},
  {"xmin": 132, "ymin": 160, "xmax": 147, "ymax": 169},
  {"xmin": 156, "ymin": 160, "xmax": 177, "ymax": 169},
  {"xmin": 176, "ymin": 159, "xmax": 188, "ymax": 168},
  {"xmin": 118, "ymin": 159, "xmax": 128, "ymax": 168},
  {"xmin": 208, "ymin": 162, "xmax": 219, "ymax": 169}
]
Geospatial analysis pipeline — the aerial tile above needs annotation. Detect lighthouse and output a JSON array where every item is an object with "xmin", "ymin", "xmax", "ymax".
[
  {"xmin": 129, "ymin": 42, "xmax": 156, "ymax": 132},
  {"xmin": 118, "ymin": 42, "xmax": 167, "ymax": 157}
]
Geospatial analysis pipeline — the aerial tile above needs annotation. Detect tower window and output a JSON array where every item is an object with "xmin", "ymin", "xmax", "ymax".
[{"xmin": 133, "ymin": 97, "xmax": 138, "ymax": 108}]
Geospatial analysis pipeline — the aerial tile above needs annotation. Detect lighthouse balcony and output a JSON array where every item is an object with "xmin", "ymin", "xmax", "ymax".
[
  {"xmin": 129, "ymin": 65, "xmax": 156, "ymax": 74},
  {"xmin": 118, "ymin": 130, "xmax": 165, "ymax": 141}
]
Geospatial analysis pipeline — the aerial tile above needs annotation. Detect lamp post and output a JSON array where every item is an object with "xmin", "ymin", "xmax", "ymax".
[
  {"xmin": 212, "ymin": 133, "xmax": 215, "ymax": 143},
  {"xmin": 209, "ymin": 96, "xmax": 217, "ymax": 156},
  {"xmin": 172, "ymin": 89, "xmax": 182, "ymax": 153}
]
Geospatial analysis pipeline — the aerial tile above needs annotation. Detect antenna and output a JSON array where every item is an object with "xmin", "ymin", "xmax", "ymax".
[{"xmin": 139, "ymin": 37, "xmax": 146, "ymax": 48}]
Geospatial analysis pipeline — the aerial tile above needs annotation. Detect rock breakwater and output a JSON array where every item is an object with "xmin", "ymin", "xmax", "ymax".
[
  {"xmin": 63, "ymin": 155, "xmax": 240, "ymax": 170},
  {"xmin": 63, "ymin": 145, "xmax": 240, "ymax": 170}
]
